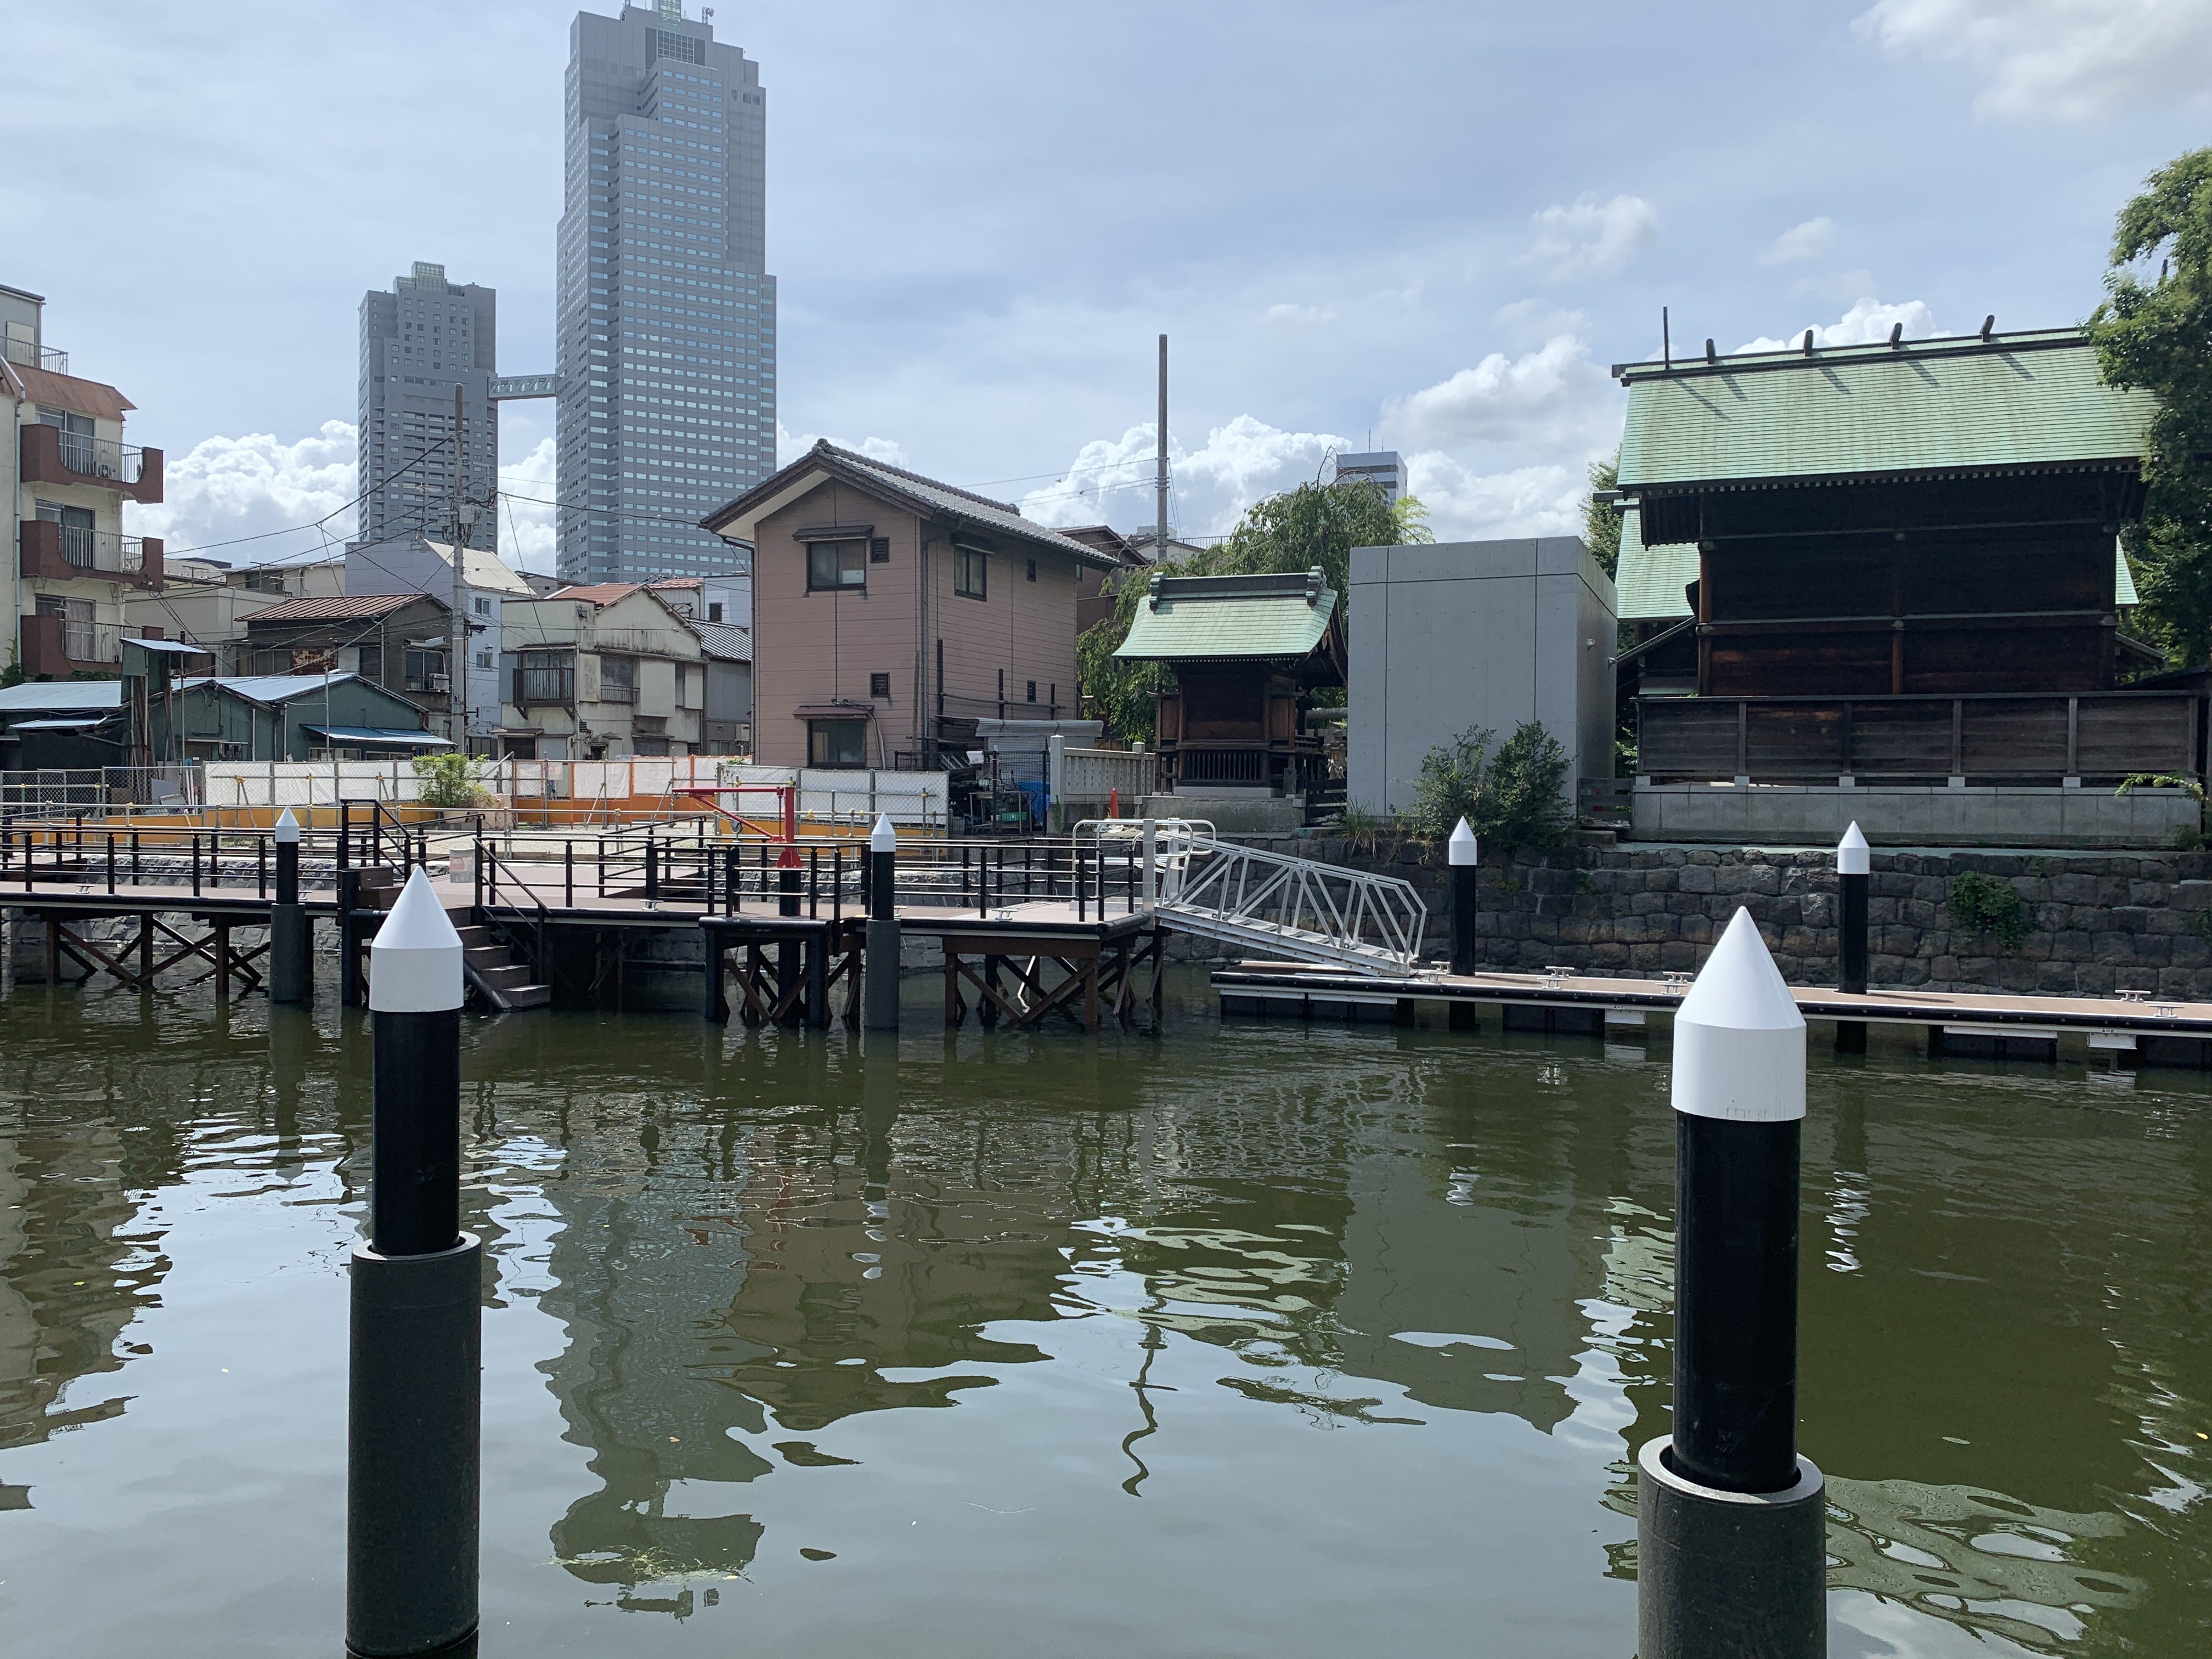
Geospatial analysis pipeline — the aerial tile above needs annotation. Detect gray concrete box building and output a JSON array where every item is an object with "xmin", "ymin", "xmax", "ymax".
[
  {"xmin": 358, "ymin": 263, "xmax": 498, "ymax": 554},
  {"xmin": 556, "ymin": 1, "xmax": 775, "ymax": 585},
  {"xmin": 1348, "ymin": 537, "xmax": 1615, "ymax": 817}
]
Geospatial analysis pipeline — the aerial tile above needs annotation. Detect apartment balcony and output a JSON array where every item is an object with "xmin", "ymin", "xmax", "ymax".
[
  {"xmin": 0, "ymin": 335, "xmax": 69, "ymax": 375},
  {"xmin": 19, "ymin": 611, "xmax": 122, "ymax": 679},
  {"xmin": 18, "ymin": 519, "xmax": 165, "ymax": 590},
  {"xmin": 19, "ymin": 421, "xmax": 165, "ymax": 504}
]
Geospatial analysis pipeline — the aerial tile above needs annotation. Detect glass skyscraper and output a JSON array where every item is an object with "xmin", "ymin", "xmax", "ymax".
[
  {"xmin": 556, "ymin": 1, "xmax": 774, "ymax": 584},
  {"xmin": 358, "ymin": 262, "xmax": 499, "ymax": 553}
]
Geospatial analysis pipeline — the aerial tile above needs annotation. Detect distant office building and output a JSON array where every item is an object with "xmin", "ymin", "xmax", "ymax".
[
  {"xmin": 1333, "ymin": 451, "xmax": 1406, "ymax": 504},
  {"xmin": 358, "ymin": 263, "xmax": 498, "ymax": 553},
  {"xmin": 556, "ymin": 1, "xmax": 775, "ymax": 585}
]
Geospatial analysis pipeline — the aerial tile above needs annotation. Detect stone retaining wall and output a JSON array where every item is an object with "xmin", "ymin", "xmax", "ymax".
[{"xmin": 1231, "ymin": 837, "xmax": 2212, "ymax": 1000}]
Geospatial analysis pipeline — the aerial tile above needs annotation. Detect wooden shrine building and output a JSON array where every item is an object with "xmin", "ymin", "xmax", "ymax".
[
  {"xmin": 1611, "ymin": 325, "xmax": 2198, "ymax": 785},
  {"xmin": 1114, "ymin": 567, "xmax": 1345, "ymax": 800}
]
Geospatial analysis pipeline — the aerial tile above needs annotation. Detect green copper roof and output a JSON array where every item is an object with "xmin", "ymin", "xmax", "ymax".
[
  {"xmin": 1114, "ymin": 569, "xmax": 1337, "ymax": 662},
  {"xmin": 1616, "ymin": 329, "xmax": 2155, "ymax": 488},
  {"xmin": 1613, "ymin": 509, "xmax": 2141, "ymax": 622}
]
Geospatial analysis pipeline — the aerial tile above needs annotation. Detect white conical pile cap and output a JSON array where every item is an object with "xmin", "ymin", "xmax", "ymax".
[
  {"xmin": 1837, "ymin": 821, "xmax": 1869, "ymax": 876},
  {"xmin": 1448, "ymin": 817, "xmax": 1479, "ymax": 866},
  {"xmin": 870, "ymin": 813, "xmax": 897, "ymax": 853},
  {"xmin": 370, "ymin": 867, "xmax": 464, "ymax": 1013},
  {"xmin": 274, "ymin": 807, "xmax": 300, "ymax": 844},
  {"xmin": 1672, "ymin": 907, "xmax": 1805, "ymax": 1122}
]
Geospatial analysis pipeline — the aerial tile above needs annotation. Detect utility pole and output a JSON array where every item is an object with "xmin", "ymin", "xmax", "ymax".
[
  {"xmin": 449, "ymin": 386, "xmax": 470, "ymax": 749},
  {"xmin": 1155, "ymin": 334, "xmax": 1169, "ymax": 566}
]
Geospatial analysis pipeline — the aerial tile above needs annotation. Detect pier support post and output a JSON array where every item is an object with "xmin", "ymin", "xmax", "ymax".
[
  {"xmin": 1638, "ymin": 907, "xmax": 1825, "ymax": 1659},
  {"xmin": 271, "ymin": 808, "xmax": 311, "ymax": 1006},
  {"xmin": 864, "ymin": 815, "xmax": 901, "ymax": 1033},
  {"xmin": 1448, "ymin": 817, "xmax": 1478, "ymax": 976},
  {"xmin": 337, "ymin": 869, "xmax": 363, "ymax": 1009},
  {"xmin": 1835, "ymin": 821, "xmax": 1868, "ymax": 1055},
  {"xmin": 348, "ymin": 871, "xmax": 478, "ymax": 1659}
]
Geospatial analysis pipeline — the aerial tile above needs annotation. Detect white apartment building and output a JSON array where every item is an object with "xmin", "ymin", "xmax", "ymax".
[
  {"xmin": 3, "ymin": 281, "xmax": 166, "ymax": 682},
  {"xmin": 498, "ymin": 581, "xmax": 705, "ymax": 758}
]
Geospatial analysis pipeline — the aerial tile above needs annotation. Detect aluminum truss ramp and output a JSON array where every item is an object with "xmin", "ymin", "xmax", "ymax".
[{"xmin": 1158, "ymin": 835, "xmax": 1426, "ymax": 973}]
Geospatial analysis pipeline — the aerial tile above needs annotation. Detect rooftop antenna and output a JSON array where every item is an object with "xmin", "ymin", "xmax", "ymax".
[{"xmin": 1662, "ymin": 306, "xmax": 1671, "ymax": 369}]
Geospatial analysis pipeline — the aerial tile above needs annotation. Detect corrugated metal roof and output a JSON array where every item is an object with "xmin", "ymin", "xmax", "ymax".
[
  {"xmin": 1614, "ymin": 511, "xmax": 2142, "ymax": 622},
  {"xmin": 0, "ymin": 681, "xmax": 125, "ymax": 714},
  {"xmin": 300, "ymin": 726, "xmax": 449, "ymax": 748},
  {"xmin": 1114, "ymin": 572, "xmax": 1338, "ymax": 662},
  {"xmin": 1617, "ymin": 330, "xmax": 2154, "ymax": 489},
  {"xmin": 182, "ymin": 672, "xmax": 367, "ymax": 704},
  {"xmin": 244, "ymin": 593, "xmax": 431, "ymax": 624}
]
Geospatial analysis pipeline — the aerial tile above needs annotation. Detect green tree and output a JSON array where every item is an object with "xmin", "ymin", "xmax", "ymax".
[
  {"xmin": 2090, "ymin": 146, "xmax": 2212, "ymax": 664},
  {"xmin": 1583, "ymin": 453, "xmax": 1622, "ymax": 579},
  {"xmin": 1078, "ymin": 477, "xmax": 1407, "ymax": 740}
]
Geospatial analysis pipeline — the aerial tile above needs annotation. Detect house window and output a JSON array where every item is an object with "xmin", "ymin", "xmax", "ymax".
[
  {"xmin": 518, "ymin": 651, "xmax": 573, "ymax": 704},
  {"xmin": 869, "ymin": 537, "xmax": 890, "ymax": 563},
  {"xmin": 869, "ymin": 672, "xmax": 891, "ymax": 698},
  {"xmin": 707, "ymin": 601, "xmax": 723, "ymax": 622},
  {"xmin": 472, "ymin": 596, "xmax": 491, "ymax": 615},
  {"xmin": 807, "ymin": 539, "xmax": 867, "ymax": 591},
  {"xmin": 599, "ymin": 654, "xmax": 637, "ymax": 704},
  {"xmin": 955, "ymin": 544, "xmax": 987, "ymax": 600},
  {"xmin": 808, "ymin": 718, "xmax": 867, "ymax": 767},
  {"xmin": 403, "ymin": 647, "xmax": 446, "ymax": 691},
  {"xmin": 1025, "ymin": 558, "xmax": 1037, "ymax": 582},
  {"xmin": 1026, "ymin": 680, "xmax": 1037, "ymax": 703}
]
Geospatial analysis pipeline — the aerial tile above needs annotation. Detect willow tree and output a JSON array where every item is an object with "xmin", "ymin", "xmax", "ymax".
[{"xmin": 2091, "ymin": 146, "xmax": 2212, "ymax": 665}]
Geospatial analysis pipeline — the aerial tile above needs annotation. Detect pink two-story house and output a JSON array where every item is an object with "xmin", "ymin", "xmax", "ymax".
[{"xmin": 702, "ymin": 440, "xmax": 1118, "ymax": 768}]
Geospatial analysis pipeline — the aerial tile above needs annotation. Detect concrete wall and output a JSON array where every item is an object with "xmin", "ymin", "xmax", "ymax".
[
  {"xmin": 1348, "ymin": 537, "xmax": 1616, "ymax": 816},
  {"xmin": 1630, "ymin": 782, "xmax": 2199, "ymax": 849}
]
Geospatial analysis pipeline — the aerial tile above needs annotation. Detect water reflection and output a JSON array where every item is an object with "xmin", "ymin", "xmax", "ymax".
[{"xmin": 0, "ymin": 991, "xmax": 2205, "ymax": 1656}]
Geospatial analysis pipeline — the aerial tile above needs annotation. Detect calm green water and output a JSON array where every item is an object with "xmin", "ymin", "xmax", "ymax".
[{"xmin": 1, "ymin": 974, "xmax": 2207, "ymax": 1657}]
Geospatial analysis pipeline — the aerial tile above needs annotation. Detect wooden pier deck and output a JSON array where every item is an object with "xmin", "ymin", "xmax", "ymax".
[{"xmin": 1214, "ymin": 962, "xmax": 2212, "ymax": 1065}]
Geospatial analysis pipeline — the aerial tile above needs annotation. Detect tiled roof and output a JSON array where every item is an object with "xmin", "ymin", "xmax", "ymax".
[
  {"xmin": 1617, "ymin": 329, "xmax": 2156, "ymax": 489},
  {"xmin": 1115, "ymin": 570, "xmax": 1338, "ymax": 662},
  {"xmin": 691, "ymin": 620, "xmax": 753, "ymax": 662},
  {"xmin": 548, "ymin": 583, "xmax": 642, "ymax": 606},
  {"xmin": 704, "ymin": 442, "xmax": 1123, "ymax": 570},
  {"xmin": 243, "ymin": 593, "xmax": 433, "ymax": 624}
]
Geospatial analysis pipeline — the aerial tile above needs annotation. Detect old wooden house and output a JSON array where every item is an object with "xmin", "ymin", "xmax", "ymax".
[
  {"xmin": 1113, "ymin": 567, "xmax": 1345, "ymax": 801},
  {"xmin": 1612, "ymin": 325, "xmax": 2191, "ymax": 789}
]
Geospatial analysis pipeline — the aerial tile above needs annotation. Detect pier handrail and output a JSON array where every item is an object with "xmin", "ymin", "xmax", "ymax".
[{"xmin": 1153, "ymin": 830, "xmax": 1427, "ymax": 972}]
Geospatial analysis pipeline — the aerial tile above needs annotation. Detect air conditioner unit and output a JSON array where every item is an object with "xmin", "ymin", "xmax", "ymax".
[
  {"xmin": 430, "ymin": 674, "xmax": 452, "ymax": 693},
  {"xmin": 97, "ymin": 459, "xmax": 117, "ymax": 478}
]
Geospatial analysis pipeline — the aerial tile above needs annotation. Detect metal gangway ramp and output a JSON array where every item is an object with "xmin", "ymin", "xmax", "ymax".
[{"xmin": 1077, "ymin": 820, "xmax": 1426, "ymax": 973}]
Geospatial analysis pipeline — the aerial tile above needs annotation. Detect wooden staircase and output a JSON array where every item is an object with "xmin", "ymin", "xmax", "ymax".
[{"xmin": 455, "ymin": 922, "xmax": 552, "ymax": 1011}]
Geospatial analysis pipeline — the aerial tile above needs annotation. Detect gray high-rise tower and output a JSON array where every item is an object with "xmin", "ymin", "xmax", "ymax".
[
  {"xmin": 358, "ymin": 262, "xmax": 498, "ymax": 552},
  {"xmin": 556, "ymin": 1, "xmax": 773, "ymax": 584}
]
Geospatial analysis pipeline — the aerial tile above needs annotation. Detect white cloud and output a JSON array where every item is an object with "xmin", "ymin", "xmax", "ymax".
[
  {"xmin": 777, "ymin": 423, "xmax": 908, "ymax": 469},
  {"xmin": 1758, "ymin": 216, "xmax": 1837, "ymax": 266},
  {"xmin": 1020, "ymin": 417, "xmax": 1347, "ymax": 538},
  {"xmin": 1735, "ymin": 297, "xmax": 1940, "ymax": 353},
  {"xmin": 493, "ymin": 437, "xmax": 558, "ymax": 573},
  {"xmin": 127, "ymin": 422, "xmax": 359, "ymax": 562},
  {"xmin": 1405, "ymin": 457, "xmax": 1585, "ymax": 543},
  {"xmin": 1514, "ymin": 193, "xmax": 1659, "ymax": 283},
  {"xmin": 1263, "ymin": 302, "xmax": 1338, "ymax": 325},
  {"xmin": 1380, "ymin": 334, "xmax": 1617, "ymax": 454},
  {"xmin": 1854, "ymin": 0, "xmax": 2212, "ymax": 120}
]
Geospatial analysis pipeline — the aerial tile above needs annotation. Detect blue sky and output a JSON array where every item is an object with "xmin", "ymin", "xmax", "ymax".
[{"xmin": 4, "ymin": 0, "xmax": 2208, "ymax": 569}]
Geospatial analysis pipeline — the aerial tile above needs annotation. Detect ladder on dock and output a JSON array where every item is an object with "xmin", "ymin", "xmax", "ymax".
[{"xmin": 1081, "ymin": 820, "xmax": 1427, "ymax": 974}]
